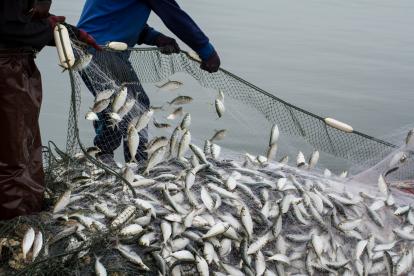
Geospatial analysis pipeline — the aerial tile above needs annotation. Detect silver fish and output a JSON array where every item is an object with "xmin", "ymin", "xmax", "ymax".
[
  {"xmin": 156, "ymin": 80, "xmax": 183, "ymax": 91},
  {"xmin": 22, "ymin": 227, "xmax": 35, "ymax": 260},
  {"xmin": 139, "ymin": 232, "xmax": 156, "ymax": 247},
  {"xmin": 95, "ymin": 89, "xmax": 115, "ymax": 102},
  {"xmin": 116, "ymin": 244, "xmax": 149, "ymax": 270},
  {"xmin": 211, "ymin": 143, "xmax": 221, "ymax": 159},
  {"xmin": 32, "ymin": 231, "xmax": 43, "ymax": 261},
  {"xmin": 218, "ymin": 90, "xmax": 225, "ymax": 102},
  {"xmin": 161, "ymin": 221, "xmax": 172, "ymax": 244},
  {"xmin": 108, "ymin": 112, "xmax": 122, "ymax": 124},
  {"xmin": 118, "ymin": 98, "xmax": 136, "ymax": 118},
  {"xmin": 72, "ymin": 54, "xmax": 93, "ymax": 71},
  {"xmin": 112, "ymin": 86, "xmax": 128, "ymax": 113},
  {"xmin": 168, "ymin": 96, "xmax": 193, "ymax": 105},
  {"xmin": 119, "ymin": 224, "xmax": 143, "ymax": 236},
  {"xmin": 144, "ymin": 146, "xmax": 167, "ymax": 175},
  {"xmin": 406, "ymin": 129, "xmax": 414, "ymax": 147},
  {"xmin": 169, "ymin": 127, "xmax": 181, "ymax": 157},
  {"xmin": 153, "ymin": 118, "xmax": 171, "ymax": 129},
  {"xmin": 269, "ymin": 124, "xmax": 279, "ymax": 146},
  {"xmin": 215, "ymin": 99, "xmax": 225, "ymax": 118},
  {"xmin": 266, "ymin": 143, "xmax": 278, "ymax": 161},
  {"xmin": 91, "ymin": 98, "xmax": 111, "ymax": 113},
  {"xmin": 202, "ymin": 222, "xmax": 230, "ymax": 239},
  {"xmin": 196, "ymin": 255, "xmax": 209, "ymax": 276},
  {"xmin": 240, "ymin": 206, "xmax": 253, "ymax": 239},
  {"xmin": 166, "ymin": 107, "xmax": 184, "ymax": 120},
  {"xmin": 127, "ymin": 125, "xmax": 139, "ymax": 163},
  {"xmin": 53, "ymin": 189, "xmax": 71, "ymax": 213},
  {"xmin": 95, "ymin": 256, "xmax": 107, "ymax": 276},
  {"xmin": 308, "ymin": 150, "xmax": 319, "ymax": 169},
  {"xmin": 296, "ymin": 151, "xmax": 306, "ymax": 168},
  {"xmin": 210, "ymin": 129, "xmax": 227, "ymax": 141},
  {"xmin": 189, "ymin": 144, "xmax": 209, "ymax": 164},
  {"xmin": 136, "ymin": 109, "xmax": 154, "ymax": 132},
  {"xmin": 180, "ymin": 113, "xmax": 191, "ymax": 130},
  {"xmin": 85, "ymin": 111, "xmax": 99, "ymax": 121}
]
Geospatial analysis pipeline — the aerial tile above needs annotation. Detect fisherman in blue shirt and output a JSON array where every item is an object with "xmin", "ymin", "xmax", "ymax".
[{"xmin": 77, "ymin": 0, "xmax": 221, "ymax": 166}]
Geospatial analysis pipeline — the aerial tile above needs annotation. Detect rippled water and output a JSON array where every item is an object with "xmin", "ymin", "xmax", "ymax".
[{"xmin": 38, "ymin": 0, "xmax": 414, "ymax": 152}]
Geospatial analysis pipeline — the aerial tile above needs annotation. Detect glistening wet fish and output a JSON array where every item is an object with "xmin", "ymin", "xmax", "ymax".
[
  {"xmin": 95, "ymin": 256, "xmax": 107, "ymax": 276},
  {"xmin": 112, "ymin": 86, "xmax": 128, "ymax": 113},
  {"xmin": 180, "ymin": 113, "xmax": 191, "ymax": 130},
  {"xmin": 269, "ymin": 124, "xmax": 279, "ymax": 146},
  {"xmin": 406, "ymin": 129, "xmax": 414, "ymax": 147},
  {"xmin": 22, "ymin": 227, "xmax": 35, "ymax": 260},
  {"xmin": 153, "ymin": 118, "xmax": 171, "ymax": 129},
  {"xmin": 155, "ymin": 80, "xmax": 183, "ymax": 91},
  {"xmin": 136, "ymin": 109, "xmax": 154, "ymax": 132},
  {"xmin": 144, "ymin": 146, "xmax": 167, "ymax": 175},
  {"xmin": 168, "ymin": 96, "xmax": 193, "ymax": 105},
  {"xmin": 85, "ymin": 111, "xmax": 99, "ymax": 121},
  {"xmin": 53, "ymin": 189, "xmax": 71, "ymax": 213},
  {"xmin": 167, "ymin": 107, "xmax": 184, "ymax": 120},
  {"xmin": 91, "ymin": 99, "xmax": 111, "ymax": 113},
  {"xmin": 95, "ymin": 89, "xmax": 115, "ymax": 102},
  {"xmin": 127, "ymin": 125, "xmax": 140, "ymax": 163},
  {"xmin": 118, "ymin": 98, "xmax": 136, "ymax": 118},
  {"xmin": 210, "ymin": 129, "xmax": 227, "ymax": 141},
  {"xmin": 215, "ymin": 99, "xmax": 225, "ymax": 118},
  {"xmin": 32, "ymin": 231, "xmax": 43, "ymax": 261},
  {"xmin": 72, "ymin": 54, "xmax": 93, "ymax": 71}
]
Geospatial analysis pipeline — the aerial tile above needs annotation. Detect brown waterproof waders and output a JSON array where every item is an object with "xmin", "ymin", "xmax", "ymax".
[{"xmin": 0, "ymin": 49, "xmax": 45, "ymax": 220}]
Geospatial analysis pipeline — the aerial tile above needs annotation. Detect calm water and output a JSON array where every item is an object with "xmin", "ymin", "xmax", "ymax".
[{"xmin": 38, "ymin": 0, "xmax": 414, "ymax": 152}]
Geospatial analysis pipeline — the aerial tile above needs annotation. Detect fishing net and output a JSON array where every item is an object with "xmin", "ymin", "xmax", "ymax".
[
  {"xmin": 67, "ymin": 44, "xmax": 414, "ymax": 182},
  {"xmin": 1, "ymin": 25, "xmax": 413, "ymax": 275}
]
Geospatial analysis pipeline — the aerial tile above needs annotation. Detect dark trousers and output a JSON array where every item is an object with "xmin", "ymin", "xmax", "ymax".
[
  {"xmin": 80, "ymin": 50, "xmax": 150, "ymax": 162},
  {"xmin": 0, "ymin": 50, "xmax": 44, "ymax": 220}
]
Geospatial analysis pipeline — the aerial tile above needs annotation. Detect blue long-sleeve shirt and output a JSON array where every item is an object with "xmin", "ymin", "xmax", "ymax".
[{"xmin": 77, "ymin": 0, "xmax": 214, "ymax": 60}]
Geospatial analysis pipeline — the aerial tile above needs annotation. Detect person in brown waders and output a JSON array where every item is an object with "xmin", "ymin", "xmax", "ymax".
[{"xmin": 0, "ymin": 0, "xmax": 100, "ymax": 220}]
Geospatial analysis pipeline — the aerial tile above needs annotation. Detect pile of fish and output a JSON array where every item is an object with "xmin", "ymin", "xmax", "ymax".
[
  {"xmin": 4, "ymin": 68, "xmax": 414, "ymax": 275},
  {"xmin": 11, "ymin": 111, "xmax": 414, "ymax": 275}
]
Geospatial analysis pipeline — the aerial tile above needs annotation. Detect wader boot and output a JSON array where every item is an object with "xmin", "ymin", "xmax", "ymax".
[{"xmin": 0, "ymin": 49, "xmax": 45, "ymax": 220}]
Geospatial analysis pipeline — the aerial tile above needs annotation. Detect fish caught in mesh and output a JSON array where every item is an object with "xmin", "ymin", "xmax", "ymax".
[{"xmin": 2, "ymin": 126, "xmax": 414, "ymax": 275}]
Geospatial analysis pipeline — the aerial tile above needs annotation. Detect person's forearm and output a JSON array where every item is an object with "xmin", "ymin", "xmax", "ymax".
[{"xmin": 143, "ymin": 0, "xmax": 214, "ymax": 59}]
